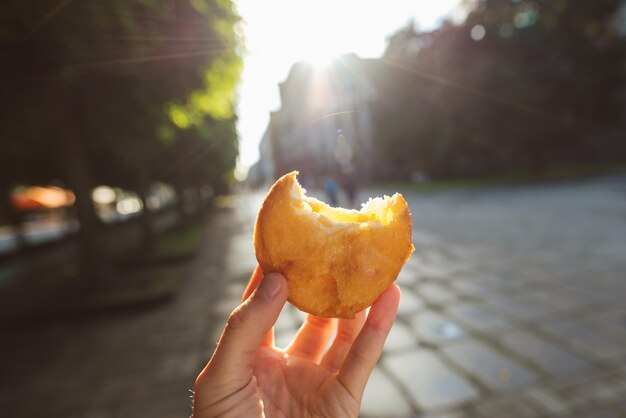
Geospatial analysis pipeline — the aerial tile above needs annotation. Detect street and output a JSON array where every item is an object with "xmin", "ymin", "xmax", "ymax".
[{"xmin": 2, "ymin": 175, "xmax": 626, "ymax": 417}]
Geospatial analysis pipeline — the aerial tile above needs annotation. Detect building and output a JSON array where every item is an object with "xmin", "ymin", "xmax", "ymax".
[{"xmin": 257, "ymin": 54, "xmax": 379, "ymax": 185}]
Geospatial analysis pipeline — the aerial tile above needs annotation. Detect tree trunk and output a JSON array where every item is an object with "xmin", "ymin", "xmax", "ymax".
[
  {"xmin": 134, "ymin": 171, "xmax": 156, "ymax": 255},
  {"xmin": 59, "ymin": 97, "xmax": 110, "ymax": 285},
  {"xmin": 173, "ymin": 181, "xmax": 189, "ymax": 228}
]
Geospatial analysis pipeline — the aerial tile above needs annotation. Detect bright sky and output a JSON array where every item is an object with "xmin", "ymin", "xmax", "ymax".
[{"xmin": 234, "ymin": 0, "xmax": 462, "ymax": 179}]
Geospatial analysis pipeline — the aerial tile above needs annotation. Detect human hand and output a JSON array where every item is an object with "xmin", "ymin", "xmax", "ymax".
[{"xmin": 192, "ymin": 265, "xmax": 401, "ymax": 418}]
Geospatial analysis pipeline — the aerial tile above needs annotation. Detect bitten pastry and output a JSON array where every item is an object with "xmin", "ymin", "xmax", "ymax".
[{"xmin": 254, "ymin": 171, "xmax": 414, "ymax": 318}]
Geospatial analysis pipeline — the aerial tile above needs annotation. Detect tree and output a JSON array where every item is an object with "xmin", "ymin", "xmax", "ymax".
[
  {"xmin": 371, "ymin": 0, "xmax": 625, "ymax": 178},
  {"xmin": 0, "ymin": 0, "xmax": 242, "ymax": 279}
]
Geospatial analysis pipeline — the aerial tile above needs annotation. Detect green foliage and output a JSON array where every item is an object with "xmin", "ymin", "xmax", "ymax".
[
  {"xmin": 0, "ymin": 0, "xmax": 243, "ymax": 191},
  {"xmin": 372, "ymin": 0, "xmax": 626, "ymax": 179},
  {"xmin": 162, "ymin": 0, "xmax": 242, "ymax": 131}
]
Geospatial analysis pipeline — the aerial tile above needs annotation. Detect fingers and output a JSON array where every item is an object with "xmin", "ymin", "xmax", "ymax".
[
  {"xmin": 208, "ymin": 273, "xmax": 288, "ymax": 381},
  {"xmin": 286, "ymin": 315, "xmax": 336, "ymax": 362},
  {"xmin": 322, "ymin": 310, "xmax": 366, "ymax": 370},
  {"xmin": 242, "ymin": 264, "xmax": 264, "ymax": 302},
  {"xmin": 240, "ymin": 265, "xmax": 275, "ymax": 346},
  {"xmin": 338, "ymin": 285, "xmax": 401, "ymax": 401}
]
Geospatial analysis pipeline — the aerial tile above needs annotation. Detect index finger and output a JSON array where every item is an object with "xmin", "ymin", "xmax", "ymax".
[
  {"xmin": 337, "ymin": 284, "xmax": 401, "ymax": 400},
  {"xmin": 240, "ymin": 264, "xmax": 276, "ymax": 347},
  {"xmin": 242, "ymin": 264, "xmax": 264, "ymax": 302}
]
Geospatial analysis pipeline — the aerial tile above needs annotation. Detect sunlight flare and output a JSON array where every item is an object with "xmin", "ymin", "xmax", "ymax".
[{"xmin": 235, "ymin": 0, "xmax": 462, "ymax": 177}]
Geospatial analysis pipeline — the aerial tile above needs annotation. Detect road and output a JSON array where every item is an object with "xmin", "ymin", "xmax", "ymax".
[{"xmin": 1, "ymin": 175, "xmax": 625, "ymax": 417}]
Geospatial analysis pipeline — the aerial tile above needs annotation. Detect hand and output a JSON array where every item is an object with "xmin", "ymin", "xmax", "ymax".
[{"xmin": 192, "ymin": 265, "xmax": 401, "ymax": 418}]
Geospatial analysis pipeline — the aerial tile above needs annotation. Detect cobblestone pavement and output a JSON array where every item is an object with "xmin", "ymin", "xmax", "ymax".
[
  {"xmin": 2, "ymin": 175, "xmax": 626, "ymax": 417},
  {"xmin": 279, "ymin": 175, "xmax": 626, "ymax": 418}
]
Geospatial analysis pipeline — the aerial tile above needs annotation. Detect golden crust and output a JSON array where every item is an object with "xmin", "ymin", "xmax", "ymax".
[{"xmin": 254, "ymin": 171, "xmax": 413, "ymax": 318}]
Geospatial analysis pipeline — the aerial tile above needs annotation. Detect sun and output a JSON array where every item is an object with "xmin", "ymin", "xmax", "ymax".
[
  {"xmin": 235, "ymin": 0, "xmax": 463, "ymax": 176},
  {"xmin": 307, "ymin": 49, "xmax": 338, "ymax": 71}
]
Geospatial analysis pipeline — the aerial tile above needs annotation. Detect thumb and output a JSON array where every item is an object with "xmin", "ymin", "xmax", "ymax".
[{"xmin": 209, "ymin": 272, "xmax": 287, "ymax": 377}]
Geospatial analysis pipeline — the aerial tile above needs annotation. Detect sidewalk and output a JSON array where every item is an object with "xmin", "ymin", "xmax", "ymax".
[
  {"xmin": 0, "ymin": 195, "xmax": 259, "ymax": 418},
  {"xmin": 1, "ymin": 177, "xmax": 626, "ymax": 417}
]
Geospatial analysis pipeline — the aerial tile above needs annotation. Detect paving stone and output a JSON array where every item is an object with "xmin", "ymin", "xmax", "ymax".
[
  {"xmin": 595, "ymin": 307, "xmax": 626, "ymax": 332},
  {"xmin": 414, "ymin": 259, "xmax": 461, "ymax": 281},
  {"xmin": 521, "ymin": 287, "xmax": 594, "ymax": 312},
  {"xmin": 223, "ymin": 280, "xmax": 247, "ymax": 298},
  {"xmin": 486, "ymin": 274, "xmax": 532, "ymax": 290},
  {"xmin": 556, "ymin": 374, "xmax": 625, "ymax": 407},
  {"xmin": 474, "ymin": 396, "xmax": 540, "ymax": 417},
  {"xmin": 397, "ymin": 290, "xmax": 424, "ymax": 316},
  {"xmin": 410, "ymin": 312, "xmax": 467, "ymax": 345},
  {"xmin": 500, "ymin": 331, "xmax": 590, "ymax": 376},
  {"xmin": 397, "ymin": 264, "xmax": 419, "ymax": 286},
  {"xmin": 609, "ymin": 373, "xmax": 626, "ymax": 398},
  {"xmin": 469, "ymin": 275, "xmax": 528, "ymax": 292},
  {"xmin": 442, "ymin": 340, "xmax": 537, "ymax": 391},
  {"xmin": 295, "ymin": 311, "xmax": 308, "ymax": 324},
  {"xmin": 274, "ymin": 305, "xmax": 300, "ymax": 333},
  {"xmin": 274, "ymin": 328, "xmax": 297, "ymax": 349},
  {"xmin": 285, "ymin": 302, "xmax": 307, "ymax": 322},
  {"xmin": 523, "ymin": 387, "xmax": 571, "ymax": 415},
  {"xmin": 361, "ymin": 367, "xmax": 414, "ymax": 418},
  {"xmin": 568, "ymin": 404, "xmax": 626, "ymax": 418},
  {"xmin": 464, "ymin": 276, "xmax": 535, "ymax": 300},
  {"xmin": 584, "ymin": 379, "xmax": 626, "ymax": 404},
  {"xmin": 385, "ymin": 350, "xmax": 479, "ymax": 410},
  {"xmin": 417, "ymin": 282, "xmax": 457, "ymax": 304},
  {"xmin": 385, "ymin": 321, "xmax": 419, "ymax": 352},
  {"xmin": 541, "ymin": 319, "xmax": 624, "ymax": 359},
  {"xmin": 449, "ymin": 280, "xmax": 502, "ymax": 299},
  {"xmin": 566, "ymin": 284, "xmax": 622, "ymax": 303},
  {"xmin": 420, "ymin": 412, "xmax": 473, "ymax": 418},
  {"xmin": 446, "ymin": 303, "xmax": 513, "ymax": 333},
  {"xmin": 404, "ymin": 254, "xmax": 422, "ymax": 268},
  {"xmin": 512, "ymin": 295, "xmax": 564, "ymax": 317},
  {"xmin": 225, "ymin": 233, "xmax": 257, "ymax": 277},
  {"xmin": 210, "ymin": 294, "xmax": 242, "ymax": 316},
  {"xmin": 588, "ymin": 309, "xmax": 626, "ymax": 340},
  {"xmin": 483, "ymin": 296, "xmax": 552, "ymax": 321}
]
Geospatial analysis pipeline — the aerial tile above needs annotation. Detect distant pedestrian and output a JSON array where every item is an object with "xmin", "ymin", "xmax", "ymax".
[
  {"xmin": 341, "ymin": 168, "xmax": 358, "ymax": 209},
  {"xmin": 324, "ymin": 178, "xmax": 339, "ymax": 207}
]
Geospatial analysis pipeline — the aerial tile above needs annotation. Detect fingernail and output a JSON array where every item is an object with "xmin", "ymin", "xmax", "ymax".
[{"xmin": 258, "ymin": 273, "xmax": 282, "ymax": 299}]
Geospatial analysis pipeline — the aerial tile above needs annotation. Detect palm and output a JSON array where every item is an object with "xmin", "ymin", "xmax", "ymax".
[
  {"xmin": 193, "ymin": 269, "xmax": 400, "ymax": 418},
  {"xmin": 253, "ymin": 346, "xmax": 359, "ymax": 418}
]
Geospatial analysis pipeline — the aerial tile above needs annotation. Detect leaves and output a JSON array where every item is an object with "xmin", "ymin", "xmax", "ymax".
[
  {"xmin": 371, "ymin": 0, "xmax": 625, "ymax": 179},
  {"xmin": 1, "ymin": 0, "xmax": 243, "ymax": 191}
]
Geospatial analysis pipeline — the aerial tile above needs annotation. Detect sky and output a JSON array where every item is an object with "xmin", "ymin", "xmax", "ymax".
[{"xmin": 234, "ymin": 0, "xmax": 462, "ymax": 179}]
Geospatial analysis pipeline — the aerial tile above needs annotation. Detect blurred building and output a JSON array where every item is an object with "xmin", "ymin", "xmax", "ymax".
[
  {"xmin": 247, "ymin": 125, "xmax": 275, "ymax": 187},
  {"xmin": 383, "ymin": 20, "xmax": 422, "ymax": 60},
  {"xmin": 258, "ymin": 54, "xmax": 379, "ymax": 184}
]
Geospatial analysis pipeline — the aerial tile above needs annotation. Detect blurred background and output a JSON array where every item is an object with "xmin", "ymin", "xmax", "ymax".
[{"xmin": 1, "ymin": 0, "xmax": 626, "ymax": 417}]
